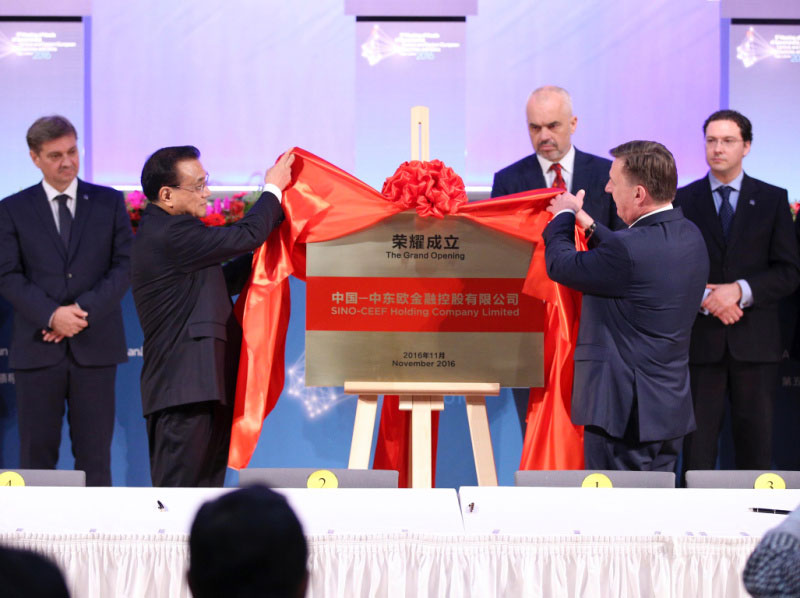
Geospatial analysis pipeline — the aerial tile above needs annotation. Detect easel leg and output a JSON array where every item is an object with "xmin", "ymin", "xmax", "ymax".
[
  {"xmin": 410, "ymin": 395, "xmax": 433, "ymax": 488},
  {"xmin": 466, "ymin": 396, "xmax": 498, "ymax": 486},
  {"xmin": 348, "ymin": 394, "xmax": 378, "ymax": 469}
]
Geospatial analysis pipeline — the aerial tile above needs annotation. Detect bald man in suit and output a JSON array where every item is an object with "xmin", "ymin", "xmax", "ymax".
[{"xmin": 492, "ymin": 85, "xmax": 621, "ymax": 229}]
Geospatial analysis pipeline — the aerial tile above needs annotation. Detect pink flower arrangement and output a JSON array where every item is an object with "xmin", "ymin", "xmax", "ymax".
[
  {"xmin": 125, "ymin": 190, "xmax": 148, "ymax": 231},
  {"xmin": 125, "ymin": 190, "xmax": 259, "ymax": 231},
  {"xmin": 201, "ymin": 191, "xmax": 248, "ymax": 226}
]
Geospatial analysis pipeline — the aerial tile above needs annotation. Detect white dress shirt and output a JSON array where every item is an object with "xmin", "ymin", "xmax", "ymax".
[
  {"xmin": 536, "ymin": 144, "xmax": 576, "ymax": 191},
  {"xmin": 42, "ymin": 178, "xmax": 78, "ymax": 233}
]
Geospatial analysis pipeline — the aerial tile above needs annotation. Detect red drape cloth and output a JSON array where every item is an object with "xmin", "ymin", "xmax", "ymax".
[{"xmin": 228, "ymin": 147, "xmax": 586, "ymax": 478}]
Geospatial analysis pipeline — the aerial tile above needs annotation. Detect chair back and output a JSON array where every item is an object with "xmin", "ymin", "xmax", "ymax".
[
  {"xmin": 684, "ymin": 470, "xmax": 800, "ymax": 489},
  {"xmin": 239, "ymin": 467, "xmax": 399, "ymax": 488},
  {"xmin": 0, "ymin": 469, "xmax": 86, "ymax": 487},
  {"xmin": 514, "ymin": 469, "xmax": 675, "ymax": 488}
]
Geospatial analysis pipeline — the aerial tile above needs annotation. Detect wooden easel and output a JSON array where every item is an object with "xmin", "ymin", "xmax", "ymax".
[
  {"xmin": 346, "ymin": 381, "xmax": 500, "ymax": 488},
  {"xmin": 344, "ymin": 108, "xmax": 500, "ymax": 488}
]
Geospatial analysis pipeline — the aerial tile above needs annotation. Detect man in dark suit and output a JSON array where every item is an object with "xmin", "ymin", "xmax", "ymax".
[
  {"xmin": 543, "ymin": 141, "xmax": 709, "ymax": 471},
  {"xmin": 491, "ymin": 85, "xmax": 621, "ymax": 229},
  {"xmin": 0, "ymin": 115, "xmax": 131, "ymax": 486},
  {"xmin": 131, "ymin": 146, "xmax": 293, "ymax": 487},
  {"xmin": 674, "ymin": 110, "xmax": 800, "ymax": 472}
]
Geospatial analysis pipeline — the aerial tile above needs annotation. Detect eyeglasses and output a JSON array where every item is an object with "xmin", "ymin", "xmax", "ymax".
[
  {"xmin": 705, "ymin": 137, "xmax": 743, "ymax": 148},
  {"xmin": 169, "ymin": 174, "xmax": 209, "ymax": 194}
]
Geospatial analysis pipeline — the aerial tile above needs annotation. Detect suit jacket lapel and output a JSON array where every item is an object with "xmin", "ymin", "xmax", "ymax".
[
  {"xmin": 726, "ymin": 174, "xmax": 754, "ymax": 251},
  {"xmin": 31, "ymin": 183, "xmax": 68, "ymax": 260},
  {"xmin": 570, "ymin": 148, "xmax": 589, "ymax": 194},
  {"xmin": 527, "ymin": 154, "xmax": 547, "ymax": 190},
  {"xmin": 69, "ymin": 179, "xmax": 92, "ymax": 259}
]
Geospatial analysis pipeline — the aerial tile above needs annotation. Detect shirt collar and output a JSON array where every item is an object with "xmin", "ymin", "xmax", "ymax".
[
  {"xmin": 629, "ymin": 203, "xmax": 673, "ymax": 228},
  {"xmin": 42, "ymin": 178, "xmax": 78, "ymax": 202},
  {"xmin": 536, "ymin": 144, "xmax": 576, "ymax": 175},
  {"xmin": 708, "ymin": 170, "xmax": 744, "ymax": 193}
]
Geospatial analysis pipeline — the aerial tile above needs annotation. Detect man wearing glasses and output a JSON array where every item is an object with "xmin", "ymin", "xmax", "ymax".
[
  {"xmin": 675, "ymin": 110, "xmax": 799, "ymax": 475},
  {"xmin": 132, "ymin": 146, "xmax": 293, "ymax": 487}
]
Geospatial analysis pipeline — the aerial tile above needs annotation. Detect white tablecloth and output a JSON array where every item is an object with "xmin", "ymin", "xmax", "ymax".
[{"xmin": 1, "ymin": 487, "xmax": 797, "ymax": 597}]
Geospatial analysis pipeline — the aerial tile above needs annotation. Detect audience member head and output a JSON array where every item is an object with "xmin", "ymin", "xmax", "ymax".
[
  {"xmin": 606, "ymin": 140, "xmax": 677, "ymax": 225},
  {"xmin": 525, "ymin": 86, "xmax": 577, "ymax": 162},
  {"xmin": 0, "ymin": 545, "xmax": 70, "ymax": 598},
  {"xmin": 26, "ymin": 115, "xmax": 79, "ymax": 192},
  {"xmin": 188, "ymin": 485, "xmax": 308, "ymax": 598},
  {"xmin": 702, "ymin": 109, "xmax": 752, "ymax": 183},
  {"xmin": 140, "ymin": 145, "xmax": 211, "ymax": 217}
]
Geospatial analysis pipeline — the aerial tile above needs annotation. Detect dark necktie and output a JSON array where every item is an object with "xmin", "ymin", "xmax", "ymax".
[
  {"xmin": 717, "ymin": 185, "xmax": 734, "ymax": 240},
  {"xmin": 55, "ymin": 194, "xmax": 72, "ymax": 248},
  {"xmin": 549, "ymin": 163, "xmax": 566, "ymax": 190}
]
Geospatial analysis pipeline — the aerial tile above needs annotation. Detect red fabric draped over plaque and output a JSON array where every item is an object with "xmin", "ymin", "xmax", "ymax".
[{"xmin": 228, "ymin": 148, "xmax": 585, "ymax": 478}]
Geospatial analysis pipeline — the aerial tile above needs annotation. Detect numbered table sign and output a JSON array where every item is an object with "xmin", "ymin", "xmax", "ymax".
[
  {"xmin": 305, "ymin": 212, "xmax": 545, "ymax": 386},
  {"xmin": 0, "ymin": 471, "xmax": 25, "ymax": 486},
  {"xmin": 306, "ymin": 470, "xmax": 339, "ymax": 489}
]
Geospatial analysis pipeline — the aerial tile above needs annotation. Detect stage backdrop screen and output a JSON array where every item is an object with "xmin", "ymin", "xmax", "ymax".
[
  {"xmin": 729, "ymin": 22, "xmax": 800, "ymax": 204},
  {"xmin": 0, "ymin": 18, "xmax": 85, "ymax": 199}
]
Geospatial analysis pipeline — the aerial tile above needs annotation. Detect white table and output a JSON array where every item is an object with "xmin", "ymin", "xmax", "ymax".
[{"xmin": 1, "ymin": 486, "xmax": 797, "ymax": 597}]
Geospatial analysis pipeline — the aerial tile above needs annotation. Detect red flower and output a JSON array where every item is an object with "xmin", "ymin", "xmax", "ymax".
[
  {"xmin": 381, "ymin": 160, "xmax": 467, "ymax": 218},
  {"xmin": 229, "ymin": 199, "xmax": 245, "ymax": 216},
  {"xmin": 200, "ymin": 213, "xmax": 226, "ymax": 227}
]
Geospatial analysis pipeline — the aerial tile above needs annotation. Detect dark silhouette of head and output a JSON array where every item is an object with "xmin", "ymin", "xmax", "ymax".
[
  {"xmin": 0, "ymin": 546, "xmax": 70, "ymax": 598},
  {"xmin": 188, "ymin": 485, "xmax": 308, "ymax": 598}
]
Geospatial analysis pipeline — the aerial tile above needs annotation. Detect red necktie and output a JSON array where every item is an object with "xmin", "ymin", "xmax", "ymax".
[{"xmin": 549, "ymin": 163, "xmax": 566, "ymax": 190}]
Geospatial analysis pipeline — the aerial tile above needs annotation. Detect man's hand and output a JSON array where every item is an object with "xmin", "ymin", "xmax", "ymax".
[
  {"xmin": 41, "ymin": 330, "xmax": 66, "ymax": 343},
  {"xmin": 703, "ymin": 282, "xmax": 743, "ymax": 325},
  {"xmin": 50, "ymin": 304, "xmax": 89, "ymax": 337},
  {"xmin": 547, "ymin": 189, "xmax": 585, "ymax": 216},
  {"xmin": 264, "ymin": 151, "xmax": 295, "ymax": 191}
]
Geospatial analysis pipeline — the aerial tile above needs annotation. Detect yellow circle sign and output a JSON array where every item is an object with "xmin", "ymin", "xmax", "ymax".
[
  {"xmin": 306, "ymin": 469, "xmax": 339, "ymax": 489},
  {"xmin": 0, "ymin": 471, "xmax": 26, "ymax": 486},
  {"xmin": 582, "ymin": 473, "xmax": 613, "ymax": 488},
  {"xmin": 754, "ymin": 473, "xmax": 786, "ymax": 490}
]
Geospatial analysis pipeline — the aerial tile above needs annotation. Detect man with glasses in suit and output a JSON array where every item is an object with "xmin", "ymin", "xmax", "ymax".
[{"xmin": 132, "ymin": 146, "xmax": 293, "ymax": 487}]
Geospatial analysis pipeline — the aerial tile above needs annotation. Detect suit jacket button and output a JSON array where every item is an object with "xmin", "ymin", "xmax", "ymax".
[{"xmin": 67, "ymin": 273, "xmax": 73, "ymax": 279}]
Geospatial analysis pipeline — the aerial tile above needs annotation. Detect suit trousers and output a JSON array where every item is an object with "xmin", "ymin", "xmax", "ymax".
[
  {"xmin": 583, "ymin": 400, "xmax": 683, "ymax": 472},
  {"xmin": 146, "ymin": 400, "xmax": 233, "ymax": 487},
  {"xmin": 583, "ymin": 426, "xmax": 683, "ymax": 472},
  {"xmin": 15, "ymin": 353, "xmax": 116, "ymax": 486},
  {"xmin": 683, "ymin": 353, "xmax": 777, "ymax": 471}
]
